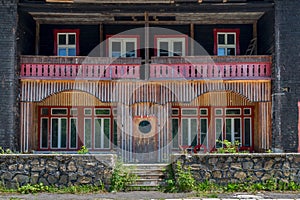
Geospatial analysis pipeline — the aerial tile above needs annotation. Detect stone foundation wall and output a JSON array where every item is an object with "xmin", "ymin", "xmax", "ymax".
[
  {"xmin": 172, "ymin": 153, "xmax": 300, "ymax": 184},
  {"xmin": 0, "ymin": 154, "xmax": 116, "ymax": 189}
]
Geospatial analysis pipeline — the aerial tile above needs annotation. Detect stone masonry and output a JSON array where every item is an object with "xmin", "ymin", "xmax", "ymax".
[
  {"xmin": 0, "ymin": 154, "xmax": 116, "ymax": 189},
  {"xmin": 172, "ymin": 153, "xmax": 300, "ymax": 184}
]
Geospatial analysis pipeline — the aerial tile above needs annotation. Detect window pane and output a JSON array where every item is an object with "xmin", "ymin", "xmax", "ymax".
[
  {"xmin": 51, "ymin": 118, "xmax": 58, "ymax": 148},
  {"xmin": 182, "ymin": 109, "xmax": 197, "ymax": 116},
  {"xmin": 182, "ymin": 119, "xmax": 188, "ymax": 145},
  {"xmin": 244, "ymin": 108, "xmax": 251, "ymax": 115},
  {"xmin": 218, "ymin": 48, "xmax": 225, "ymax": 56},
  {"xmin": 95, "ymin": 109, "xmax": 110, "ymax": 115},
  {"xmin": 226, "ymin": 109, "xmax": 241, "ymax": 115},
  {"xmin": 41, "ymin": 118, "xmax": 48, "ymax": 148},
  {"xmin": 244, "ymin": 118, "xmax": 251, "ymax": 146},
  {"xmin": 113, "ymin": 119, "xmax": 118, "ymax": 147},
  {"xmin": 215, "ymin": 119, "xmax": 223, "ymax": 148},
  {"xmin": 200, "ymin": 109, "xmax": 207, "ymax": 116},
  {"xmin": 58, "ymin": 48, "xmax": 67, "ymax": 56},
  {"xmin": 218, "ymin": 34, "xmax": 225, "ymax": 44},
  {"xmin": 70, "ymin": 118, "xmax": 77, "ymax": 148},
  {"xmin": 172, "ymin": 119, "xmax": 179, "ymax": 148},
  {"xmin": 227, "ymin": 34, "xmax": 235, "ymax": 44},
  {"xmin": 125, "ymin": 42, "xmax": 136, "ymax": 57},
  {"xmin": 172, "ymin": 109, "xmax": 179, "ymax": 116},
  {"xmin": 234, "ymin": 118, "xmax": 241, "ymax": 143},
  {"xmin": 227, "ymin": 48, "xmax": 235, "ymax": 56},
  {"xmin": 41, "ymin": 108, "xmax": 49, "ymax": 116},
  {"xmin": 159, "ymin": 42, "xmax": 169, "ymax": 56},
  {"xmin": 191, "ymin": 119, "xmax": 197, "ymax": 147},
  {"xmin": 173, "ymin": 41, "xmax": 183, "ymax": 56},
  {"xmin": 225, "ymin": 119, "xmax": 232, "ymax": 142},
  {"xmin": 52, "ymin": 109, "xmax": 67, "ymax": 115},
  {"xmin": 84, "ymin": 118, "xmax": 92, "ymax": 148},
  {"xmin": 85, "ymin": 108, "xmax": 92, "ymax": 116},
  {"xmin": 68, "ymin": 34, "xmax": 76, "ymax": 45},
  {"xmin": 95, "ymin": 119, "xmax": 102, "ymax": 148},
  {"xmin": 60, "ymin": 118, "xmax": 67, "ymax": 148},
  {"xmin": 68, "ymin": 48, "xmax": 76, "ymax": 56},
  {"xmin": 104, "ymin": 119, "xmax": 110, "ymax": 149},
  {"xmin": 112, "ymin": 42, "xmax": 121, "ymax": 57},
  {"xmin": 58, "ymin": 34, "xmax": 66, "ymax": 45},
  {"xmin": 200, "ymin": 118, "xmax": 207, "ymax": 145}
]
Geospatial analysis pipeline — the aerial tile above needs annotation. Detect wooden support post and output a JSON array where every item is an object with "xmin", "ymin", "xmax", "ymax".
[
  {"xmin": 253, "ymin": 21, "xmax": 258, "ymax": 55},
  {"xmin": 99, "ymin": 23, "xmax": 104, "ymax": 57},
  {"xmin": 144, "ymin": 11, "xmax": 150, "ymax": 80},
  {"xmin": 190, "ymin": 23, "xmax": 194, "ymax": 56},
  {"xmin": 35, "ymin": 21, "xmax": 40, "ymax": 55}
]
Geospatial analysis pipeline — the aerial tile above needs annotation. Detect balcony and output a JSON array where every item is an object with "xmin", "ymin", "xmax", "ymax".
[
  {"xmin": 150, "ymin": 56, "xmax": 272, "ymax": 80},
  {"xmin": 20, "ymin": 55, "xmax": 271, "ymax": 81},
  {"xmin": 20, "ymin": 56, "xmax": 141, "ymax": 80}
]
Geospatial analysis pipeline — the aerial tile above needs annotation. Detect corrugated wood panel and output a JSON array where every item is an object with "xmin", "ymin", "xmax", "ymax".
[
  {"xmin": 21, "ymin": 80, "xmax": 271, "ymax": 104},
  {"xmin": 38, "ymin": 91, "xmax": 112, "ymax": 106},
  {"xmin": 21, "ymin": 102, "xmax": 37, "ymax": 152}
]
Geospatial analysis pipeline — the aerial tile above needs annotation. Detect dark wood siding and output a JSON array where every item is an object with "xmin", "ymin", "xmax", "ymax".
[
  {"xmin": 39, "ymin": 25, "xmax": 100, "ymax": 56},
  {"xmin": 194, "ymin": 24, "xmax": 253, "ymax": 55},
  {"xmin": 258, "ymin": 10, "xmax": 274, "ymax": 55}
]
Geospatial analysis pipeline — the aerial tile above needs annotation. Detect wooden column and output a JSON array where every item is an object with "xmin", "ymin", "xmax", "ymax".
[
  {"xmin": 35, "ymin": 21, "xmax": 40, "ymax": 55},
  {"xmin": 253, "ymin": 21, "xmax": 258, "ymax": 55},
  {"xmin": 99, "ymin": 23, "xmax": 104, "ymax": 57},
  {"xmin": 144, "ymin": 12, "xmax": 150, "ymax": 80},
  {"xmin": 190, "ymin": 23, "xmax": 194, "ymax": 56}
]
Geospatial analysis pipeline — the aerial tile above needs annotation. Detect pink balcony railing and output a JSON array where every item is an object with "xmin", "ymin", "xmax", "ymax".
[
  {"xmin": 20, "ymin": 56, "xmax": 141, "ymax": 80},
  {"xmin": 150, "ymin": 56, "xmax": 272, "ymax": 80}
]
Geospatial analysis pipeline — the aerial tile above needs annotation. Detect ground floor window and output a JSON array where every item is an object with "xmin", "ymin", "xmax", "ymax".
[
  {"xmin": 171, "ymin": 106, "xmax": 253, "ymax": 152},
  {"xmin": 39, "ymin": 106, "xmax": 115, "ymax": 151}
]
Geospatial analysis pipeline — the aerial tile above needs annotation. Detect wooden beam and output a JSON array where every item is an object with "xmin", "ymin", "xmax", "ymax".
[{"xmin": 145, "ymin": 11, "xmax": 150, "ymax": 79}]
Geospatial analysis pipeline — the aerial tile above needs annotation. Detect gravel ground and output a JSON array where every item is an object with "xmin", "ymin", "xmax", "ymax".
[{"xmin": 0, "ymin": 191, "xmax": 300, "ymax": 200}]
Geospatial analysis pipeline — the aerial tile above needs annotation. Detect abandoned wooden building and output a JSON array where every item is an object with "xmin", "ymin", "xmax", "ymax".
[{"xmin": 2, "ymin": 0, "xmax": 300, "ymax": 163}]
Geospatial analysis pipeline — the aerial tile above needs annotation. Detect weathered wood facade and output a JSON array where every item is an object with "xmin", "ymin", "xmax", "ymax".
[{"xmin": 18, "ymin": 0, "xmax": 274, "ymax": 162}]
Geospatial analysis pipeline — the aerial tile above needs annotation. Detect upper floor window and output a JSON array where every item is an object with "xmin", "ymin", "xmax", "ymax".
[
  {"xmin": 107, "ymin": 35, "xmax": 139, "ymax": 58},
  {"xmin": 54, "ymin": 29, "xmax": 80, "ymax": 56},
  {"xmin": 155, "ymin": 35, "xmax": 188, "ymax": 57},
  {"xmin": 214, "ymin": 29, "xmax": 240, "ymax": 56}
]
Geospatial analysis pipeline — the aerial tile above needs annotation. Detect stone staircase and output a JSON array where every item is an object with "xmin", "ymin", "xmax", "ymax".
[{"xmin": 124, "ymin": 163, "xmax": 168, "ymax": 191}]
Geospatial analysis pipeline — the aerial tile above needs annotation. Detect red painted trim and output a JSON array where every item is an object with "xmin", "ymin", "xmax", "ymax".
[
  {"xmin": 154, "ymin": 34, "xmax": 188, "ymax": 56},
  {"xmin": 38, "ymin": 106, "xmax": 114, "ymax": 151},
  {"xmin": 213, "ymin": 28, "xmax": 240, "ymax": 55},
  {"xmin": 106, "ymin": 35, "xmax": 140, "ymax": 57},
  {"xmin": 53, "ymin": 29, "xmax": 80, "ymax": 56}
]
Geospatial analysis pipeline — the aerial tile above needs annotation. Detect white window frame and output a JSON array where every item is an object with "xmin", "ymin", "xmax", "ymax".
[
  {"xmin": 94, "ymin": 118, "xmax": 111, "ymax": 149},
  {"xmin": 108, "ymin": 37, "xmax": 137, "ymax": 58},
  {"xmin": 156, "ymin": 37, "xmax": 186, "ymax": 57},
  {"xmin": 69, "ymin": 117, "xmax": 78, "ymax": 149},
  {"xmin": 181, "ymin": 118, "xmax": 198, "ymax": 146},
  {"xmin": 217, "ymin": 32, "xmax": 237, "ymax": 56},
  {"xmin": 50, "ymin": 117, "xmax": 68, "ymax": 149},
  {"xmin": 57, "ymin": 32, "xmax": 77, "ymax": 56},
  {"xmin": 225, "ymin": 117, "xmax": 242, "ymax": 145}
]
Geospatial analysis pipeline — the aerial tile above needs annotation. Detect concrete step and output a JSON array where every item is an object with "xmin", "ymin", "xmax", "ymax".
[{"xmin": 124, "ymin": 164, "xmax": 168, "ymax": 190}]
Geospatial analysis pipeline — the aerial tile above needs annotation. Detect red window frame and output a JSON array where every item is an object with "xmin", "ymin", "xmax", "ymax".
[
  {"xmin": 53, "ymin": 29, "xmax": 80, "ymax": 56},
  {"xmin": 213, "ymin": 28, "xmax": 240, "ymax": 56},
  {"xmin": 106, "ymin": 35, "xmax": 140, "ymax": 57},
  {"xmin": 154, "ymin": 34, "xmax": 188, "ymax": 56}
]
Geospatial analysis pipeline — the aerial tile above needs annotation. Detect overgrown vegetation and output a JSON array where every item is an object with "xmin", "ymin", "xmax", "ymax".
[
  {"xmin": 3, "ymin": 182, "xmax": 105, "ymax": 194},
  {"xmin": 77, "ymin": 146, "xmax": 89, "ymax": 154},
  {"xmin": 162, "ymin": 161, "xmax": 300, "ymax": 196},
  {"xmin": 0, "ymin": 146, "xmax": 14, "ymax": 154},
  {"xmin": 216, "ymin": 139, "xmax": 241, "ymax": 153},
  {"xmin": 109, "ymin": 160, "xmax": 137, "ymax": 192}
]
